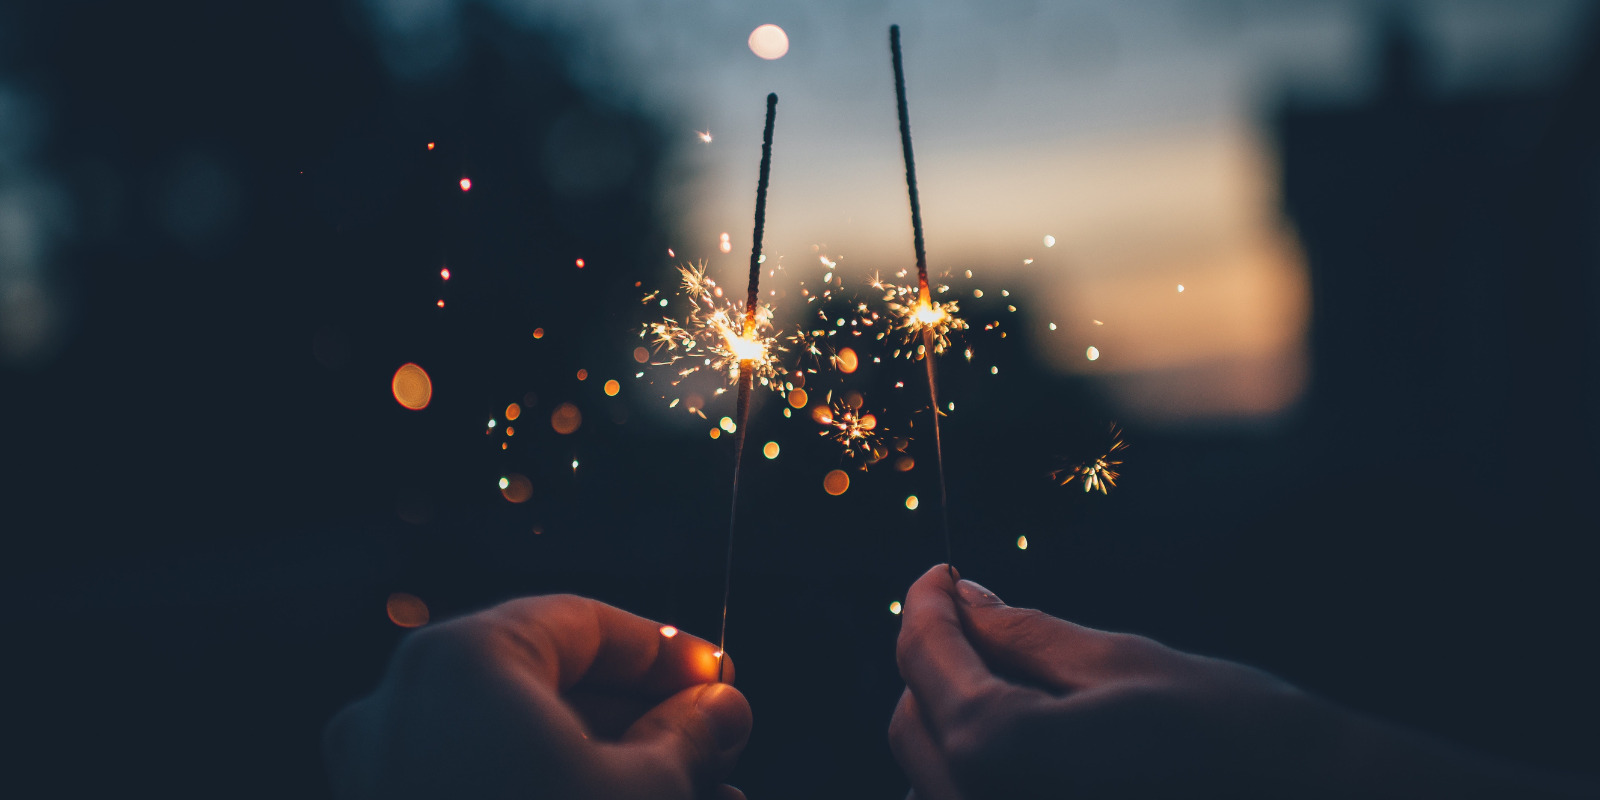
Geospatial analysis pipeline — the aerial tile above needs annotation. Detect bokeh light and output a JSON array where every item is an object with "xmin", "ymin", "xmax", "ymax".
[
  {"xmin": 505, "ymin": 403, "xmax": 521, "ymax": 421},
  {"xmin": 1016, "ymin": 535, "xmax": 1029, "ymax": 550},
  {"xmin": 551, "ymin": 403, "xmax": 582, "ymax": 434},
  {"xmin": 1086, "ymin": 346, "xmax": 1100, "ymax": 361},
  {"xmin": 459, "ymin": 177, "xmax": 472, "ymax": 191},
  {"xmin": 763, "ymin": 441, "xmax": 779, "ymax": 459},
  {"xmin": 836, "ymin": 347, "xmax": 859, "ymax": 374},
  {"xmin": 633, "ymin": 347, "xmax": 649, "ymax": 363},
  {"xmin": 386, "ymin": 593, "xmax": 430, "ymax": 627},
  {"xmin": 823, "ymin": 469, "xmax": 850, "ymax": 496},
  {"xmin": 889, "ymin": 601, "xmax": 903, "ymax": 615},
  {"xmin": 748, "ymin": 24, "xmax": 789, "ymax": 60},
  {"xmin": 788, "ymin": 388, "xmax": 808, "ymax": 409},
  {"xmin": 391, "ymin": 363, "xmax": 432, "ymax": 410},
  {"xmin": 500, "ymin": 473, "xmax": 533, "ymax": 503},
  {"xmin": 905, "ymin": 495, "xmax": 919, "ymax": 510},
  {"xmin": 603, "ymin": 379, "xmax": 620, "ymax": 396},
  {"xmin": 576, "ymin": 369, "xmax": 588, "ymax": 381},
  {"xmin": 660, "ymin": 625, "xmax": 678, "ymax": 638},
  {"xmin": 532, "ymin": 328, "xmax": 545, "ymax": 339}
]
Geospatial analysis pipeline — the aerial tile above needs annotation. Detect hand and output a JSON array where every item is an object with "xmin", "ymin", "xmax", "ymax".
[
  {"xmin": 889, "ymin": 565, "xmax": 1596, "ymax": 800},
  {"xmin": 324, "ymin": 595, "xmax": 751, "ymax": 800}
]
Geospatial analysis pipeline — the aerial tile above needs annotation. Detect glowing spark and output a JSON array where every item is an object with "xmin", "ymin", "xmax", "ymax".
[
  {"xmin": 439, "ymin": 267, "xmax": 450, "ymax": 280},
  {"xmin": 459, "ymin": 177, "xmax": 472, "ymax": 191},
  {"xmin": 817, "ymin": 398, "xmax": 886, "ymax": 462},
  {"xmin": 426, "ymin": 142, "xmax": 435, "ymax": 150},
  {"xmin": 576, "ymin": 258, "xmax": 585, "ymax": 269},
  {"xmin": 871, "ymin": 272, "xmax": 969, "ymax": 359},
  {"xmin": 660, "ymin": 625, "xmax": 679, "ymax": 638},
  {"xmin": 641, "ymin": 262, "xmax": 787, "ymax": 392},
  {"xmin": 698, "ymin": 130, "xmax": 713, "ymax": 143},
  {"xmin": 1049, "ymin": 424, "xmax": 1128, "ymax": 495}
]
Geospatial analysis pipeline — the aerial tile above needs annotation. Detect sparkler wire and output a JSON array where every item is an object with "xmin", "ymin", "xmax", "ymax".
[
  {"xmin": 890, "ymin": 25, "xmax": 953, "ymax": 573},
  {"xmin": 719, "ymin": 92, "xmax": 777, "ymax": 682}
]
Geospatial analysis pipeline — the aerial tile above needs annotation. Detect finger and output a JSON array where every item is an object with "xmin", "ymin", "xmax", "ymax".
[
  {"xmin": 711, "ymin": 785, "xmax": 746, "ymax": 800},
  {"xmin": 606, "ymin": 682, "xmax": 753, "ymax": 798},
  {"xmin": 898, "ymin": 564, "xmax": 1026, "ymax": 736},
  {"xmin": 477, "ymin": 595, "xmax": 732, "ymax": 695},
  {"xmin": 887, "ymin": 689, "xmax": 964, "ymax": 800},
  {"xmin": 954, "ymin": 579, "xmax": 1169, "ymax": 689}
]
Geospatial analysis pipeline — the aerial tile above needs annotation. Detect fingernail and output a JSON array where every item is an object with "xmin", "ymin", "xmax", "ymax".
[
  {"xmin": 956, "ymin": 579, "xmax": 1003, "ymax": 606},
  {"xmin": 697, "ymin": 683, "xmax": 751, "ymax": 751}
]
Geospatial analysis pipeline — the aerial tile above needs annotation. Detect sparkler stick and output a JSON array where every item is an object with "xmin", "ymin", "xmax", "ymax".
[
  {"xmin": 718, "ymin": 92, "xmax": 778, "ymax": 682},
  {"xmin": 890, "ymin": 25, "xmax": 953, "ymax": 572}
]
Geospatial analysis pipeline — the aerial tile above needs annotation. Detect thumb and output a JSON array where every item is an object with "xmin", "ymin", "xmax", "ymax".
[
  {"xmin": 954, "ymin": 578, "xmax": 1120, "ymax": 690},
  {"xmin": 614, "ymin": 683, "xmax": 752, "ymax": 797}
]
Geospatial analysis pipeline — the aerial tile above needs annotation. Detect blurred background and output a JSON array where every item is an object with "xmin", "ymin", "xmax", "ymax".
[{"xmin": 4, "ymin": 0, "xmax": 1597, "ymax": 796}]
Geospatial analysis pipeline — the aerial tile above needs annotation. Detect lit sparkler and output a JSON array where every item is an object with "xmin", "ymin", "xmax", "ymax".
[
  {"xmin": 890, "ymin": 25, "xmax": 954, "ymax": 569},
  {"xmin": 1050, "ymin": 424, "xmax": 1128, "ymax": 495},
  {"xmin": 717, "ymin": 92, "xmax": 779, "ymax": 683}
]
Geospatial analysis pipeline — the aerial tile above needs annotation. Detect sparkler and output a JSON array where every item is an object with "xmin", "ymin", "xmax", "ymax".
[
  {"xmin": 717, "ymin": 92, "xmax": 778, "ymax": 682},
  {"xmin": 890, "ymin": 25, "xmax": 954, "ymax": 570}
]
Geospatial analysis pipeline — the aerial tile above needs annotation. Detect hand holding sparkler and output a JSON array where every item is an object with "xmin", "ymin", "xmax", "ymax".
[
  {"xmin": 890, "ymin": 566, "xmax": 1597, "ymax": 800},
  {"xmin": 324, "ymin": 595, "xmax": 751, "ymax": 800}
]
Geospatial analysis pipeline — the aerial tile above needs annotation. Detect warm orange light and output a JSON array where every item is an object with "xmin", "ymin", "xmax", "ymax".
[
  {"xmin": 459, "ymin": 177, "xmax": 472, "ymax": 191},
  {"xmin": 895, "ymin": 456, "xmax": 914, "ymax": 472},
  {"xmin": 505, "ymin": 403, "xmax": 521, "ymax": 421},
  {"xmin": 505, "ymin": 426, "xmax": 515, "ymax": 436},
  {"xmin": 576, "ymin": 369, "xmax": 588, "ymax": 381},
  {"xmin": 387, "ymin": 593, "xmax": 430, "ymax": 627},
  {"xmin": 811, "ymin": 404, "xmax": 833, "ymax": 424},
  {"xmin": 575, "ymin": 258, "xmax": 585, "ymax": 269},
  {"xmin": 1016, "ymin": 535, "xmax": 1029, "ymax": 550},
  {"xmin": 836, "ymin": 347, "xmax": 859, "ymax": 374},
  {"xmin": 603, "ymin": 379, "xmax": 620, "ymax": 397},
  {"xmin": 709, "ymin": 428, "xmax": 721, "ymax": 439},
  {"xmin": 426, "ymin": 142, "xmax": 435, "ymax": 150},
  {"xmin": 823, "ymin": 469, "xmax": 850, "ymax": 496},
  {"xmin": 391, "ymin": 363, "xmax": 433, "ymax": 410},
  {"xmin": 905, "ymin": 495, "xmax": 919, "ymax": 510},
  {"xmin": 551, "ymin": 403, "xmax": 582, "ymax": 435},
  {"xmin": 660, "ymin": 625, "xmax": 679, "ymax": 638},
  {"xmin": 788, "ymin": 388, "xmax": 808, "ymax": 409},
  {"xmin": 762, "ymin": 441, "xmax": 780, "ymax": 459},
  {"xmin": 439, "ymin": 267, "xmax": 450, "ymax": 280},
  {"xmin": 633, "ymin": 347, "xmax": 650, "ymax": 363},
  {"xmin": 435, "ymin": 299, "xmax": 445, "ymax": 308},
  {"xmin": 532, "ymin": 328, "xmax": 545, "ymax": 339},
  {"xmin": 500, "ymin": 473, "xmax": 533, "ymax": 503},
  {"xmin": 859, "ymin": 413, "xmax": 877, "ymax": 431},
  {"xmin": 889, "ymin": 601, "xmax": 903, "ymax": 615}
]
